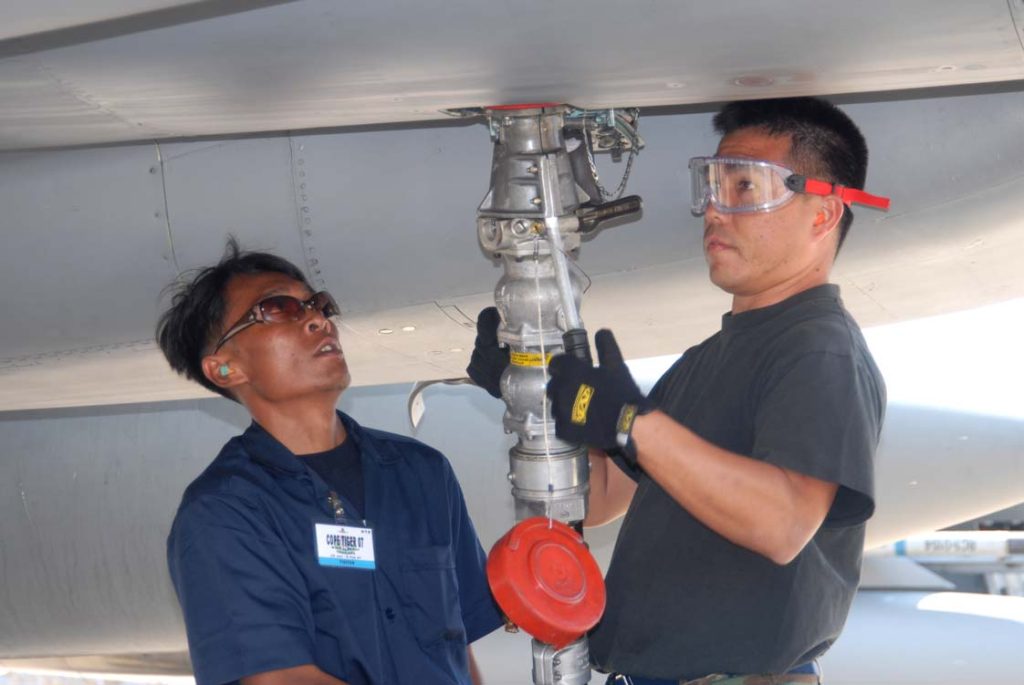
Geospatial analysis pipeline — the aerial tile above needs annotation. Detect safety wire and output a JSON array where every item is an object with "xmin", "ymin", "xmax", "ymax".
[
  {"xmin": 569, "ymin": 254, "xmax": 592, "ymax": 296},
  {"xmin": 533, "ymin": 237, "xmax": 556, "ymax": 530}
]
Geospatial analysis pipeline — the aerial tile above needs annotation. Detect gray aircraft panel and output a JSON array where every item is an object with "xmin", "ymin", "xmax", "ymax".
[
  {"xmin": 0, "ymin": 144, "xmax": 173, "ymax": 358},
  {"xmin": 0, "ymin": 1, "xmax": 197, "ymax": 42},
  {"xmin": 0, "ymin": 400, "xmax": 241, "ymax": 655},
  {"xmin": 0, "ymin": 58, "xmax": 150, "ymax": 151},
  {"xmin": 286, "ymin": 126, "xmax": 502, "ymax": 312},
  {"xmin": 820, "ymin": 590, "xmax": 1024, "ymax": 684},
  {"xmin": 0, "ymin": 1, "xmax": 1022, "ymax": 149},
  {"xmin": 842, "ymin": 91, "xmax": 1024, "ymax": 215},
  {"xmin": 158, "ymin": 137, "xmax": 308, "ymax": 275}
]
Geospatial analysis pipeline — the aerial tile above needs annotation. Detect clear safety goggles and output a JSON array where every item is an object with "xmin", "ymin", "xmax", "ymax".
[{"xmin": 688, "ymin": 156, "xmax": 891, "ymax": 215}]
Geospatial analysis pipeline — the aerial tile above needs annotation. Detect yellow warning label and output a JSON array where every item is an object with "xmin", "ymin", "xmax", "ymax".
[
  {"xmin": 510, "ymin": 351, "xmax": 554, "ymax": 367},
  {"xmin": 571, "ymin": 384, "xmax": 595, "ymax": 425}
]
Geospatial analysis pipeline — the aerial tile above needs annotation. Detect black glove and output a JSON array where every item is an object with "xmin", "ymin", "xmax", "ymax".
[
  {"xmin": 466, "ymin": 307, "xmax": 509, "ymax": 399},
  {"xmin": 546, "ymin": 329, "xmax": 653, "ymax": 461}
]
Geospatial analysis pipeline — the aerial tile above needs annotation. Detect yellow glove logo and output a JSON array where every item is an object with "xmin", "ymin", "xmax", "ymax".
[
  {"xmin": 617, "ymin": 404, "xmax": 638, "ymax": 435},
  {"xmin": 571, "ymin": 384, "xmax": 595, "ymax": 425}
]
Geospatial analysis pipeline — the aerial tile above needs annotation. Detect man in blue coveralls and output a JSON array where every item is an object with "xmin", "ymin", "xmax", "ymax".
[{"xmin": 157, "ymin": 239, "xmax": 503, "ymax": 685}]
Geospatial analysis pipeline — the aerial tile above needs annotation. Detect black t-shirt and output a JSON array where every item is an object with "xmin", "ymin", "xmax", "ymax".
[
  {"xmin": 300, "ymin": 438, "xmax": 365, "ymax": 519},
  {"xmin": 589, "ymin": 284, "xmax": 885, "ymax": 679}
]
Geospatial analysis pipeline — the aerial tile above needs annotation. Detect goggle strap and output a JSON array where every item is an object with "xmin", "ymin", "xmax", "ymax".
[
  {"xmin": 837, "ymin": 187, "xmax": 891, "ymax": 211},
  {"xmin": 791, "ymin": 176, "xmax": 891, "ymax": 211}
]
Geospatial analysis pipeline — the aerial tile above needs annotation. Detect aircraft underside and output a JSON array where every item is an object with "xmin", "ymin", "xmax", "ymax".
[{"xmin": 1, "ymin": 1, "xmax": 1023, "ymax": 682}]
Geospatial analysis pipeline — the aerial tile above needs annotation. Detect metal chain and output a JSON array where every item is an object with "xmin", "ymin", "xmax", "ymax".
[{"xmin": 582, "ymin": 111, "xmax": 640, "ymax": 201}]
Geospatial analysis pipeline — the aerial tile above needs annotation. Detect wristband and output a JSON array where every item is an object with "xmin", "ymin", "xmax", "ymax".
[{"xmin": 615, "ymin": 402, "xmax": 653, "ymax": 463}]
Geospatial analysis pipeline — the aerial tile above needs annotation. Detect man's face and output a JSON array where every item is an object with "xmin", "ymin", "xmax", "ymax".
[
  {"xmin": 213, "ymin": 272, "xmax": 350, "ymax": 404},
  {"xmin": 702, "ymin": 128, "xmax": 830, "ymax": 303}
]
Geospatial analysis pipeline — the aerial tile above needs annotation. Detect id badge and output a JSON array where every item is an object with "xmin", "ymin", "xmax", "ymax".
[{"xmin": 315, "ymin": 522, "xmax": 376, "ymax": 570}]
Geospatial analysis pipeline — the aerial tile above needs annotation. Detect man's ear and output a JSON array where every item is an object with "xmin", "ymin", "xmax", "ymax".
[
  {"xmin": 811, "ymin": 195, "xmax": 844, "ymax": 241},
  {"xmin": 201, "ymin": 354, "xmax": 248, "ymax": 393}
]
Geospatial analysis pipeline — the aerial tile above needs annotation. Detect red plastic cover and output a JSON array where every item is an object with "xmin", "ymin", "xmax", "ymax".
[{"xmin": 487, "ymin": 517, "xmax": 606, "ymax": 648}]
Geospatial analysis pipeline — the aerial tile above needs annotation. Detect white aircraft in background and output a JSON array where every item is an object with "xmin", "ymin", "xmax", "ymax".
[{"xmin": 1, "ymin": 1, "xmax": 1023, "ymax": 683}]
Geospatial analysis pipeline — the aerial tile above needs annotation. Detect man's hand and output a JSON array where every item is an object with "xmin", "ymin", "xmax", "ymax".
[
  {"xmin": 546, "ymin": 329, "xmax": 651, "ymax": 458},
  {"xmin": 466, "ymin": 307, "xmax": 509, "ymax": 399}
]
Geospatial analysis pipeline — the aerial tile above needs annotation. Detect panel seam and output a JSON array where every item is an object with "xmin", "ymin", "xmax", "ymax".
[
  {"xmin": 155, "ymin": 141, "xmax": 181, "ymax": 276},
  {"xmin": 288, "ymin": 133, "xmax": 327, "ymax": 292},
  {"xmin": 1009, "ymin": 0, "xmax": 1024, "ymax": 55}
]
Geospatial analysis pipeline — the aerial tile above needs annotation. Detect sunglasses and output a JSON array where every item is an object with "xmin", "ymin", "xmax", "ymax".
[{"xmin": 212, "ymin": 290, "xmax": 340, "ymax": 352}]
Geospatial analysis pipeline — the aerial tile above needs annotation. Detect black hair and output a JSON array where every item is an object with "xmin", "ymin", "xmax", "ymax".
[
  {"xmin": 155, "ymin": 237, "xmax": 312, "ymax": 400},
  {"xmin": 712, "ymin": 97, "xmax": 869, "ymax": 251}
]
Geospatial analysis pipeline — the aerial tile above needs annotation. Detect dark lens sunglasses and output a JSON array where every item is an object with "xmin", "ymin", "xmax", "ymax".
[{"xmin": 212, "ymin": 290, "xmax": 340, "ymax": 352}]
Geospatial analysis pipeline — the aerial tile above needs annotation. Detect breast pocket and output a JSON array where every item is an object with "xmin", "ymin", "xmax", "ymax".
[{"xmin": 399, "ymin": 545, "xmax": 466, "ymax": 650}]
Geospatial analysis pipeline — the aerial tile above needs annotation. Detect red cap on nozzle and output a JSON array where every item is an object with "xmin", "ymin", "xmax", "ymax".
[{"xmin": 486, "ymin": 517, "xmax": 606, "ymax": 648}]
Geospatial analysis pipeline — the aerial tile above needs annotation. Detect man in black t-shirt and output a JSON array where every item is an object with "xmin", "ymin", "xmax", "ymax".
[{"xmin": 469, "ymin": 97, "xmax": 889, "ymax": 684}]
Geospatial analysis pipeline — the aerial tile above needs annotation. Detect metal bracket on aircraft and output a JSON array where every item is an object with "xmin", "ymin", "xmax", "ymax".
[
  {"xmin": 442, "ymin": 104, "xmax": 644, "ymax": 201},
  {"xmin": 406, "ymin": 377, "xmax": 476, "ymax": 429},
  {"xmin": 563, "ymin": 107, "xmax": 644, "ymax": 155}
]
